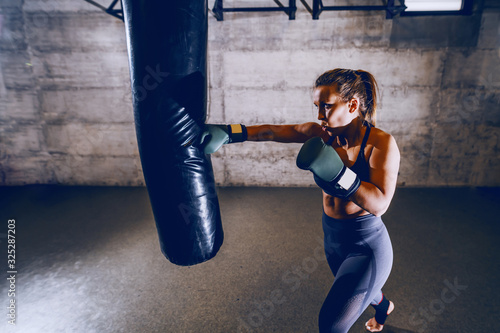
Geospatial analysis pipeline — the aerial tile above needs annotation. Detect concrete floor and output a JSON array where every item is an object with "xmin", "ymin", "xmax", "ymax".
[{"xmin": 0, "ymin": 186, "xmax": 499, "ymax": 333}]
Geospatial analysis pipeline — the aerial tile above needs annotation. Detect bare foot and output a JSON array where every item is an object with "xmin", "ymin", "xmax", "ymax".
[{"xmin": 365, "ymin": 301, "xmax": 394, "ymax": 332}]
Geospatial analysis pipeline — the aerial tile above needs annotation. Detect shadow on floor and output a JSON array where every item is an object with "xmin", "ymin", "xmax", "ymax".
[{"xmin": 0, "ymin": 186, "xmax": 498, "ymax": 332}]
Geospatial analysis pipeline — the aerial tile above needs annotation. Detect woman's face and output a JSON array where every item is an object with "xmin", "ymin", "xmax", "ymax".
[{"xmin": 313, "ymin": 85, "xmax": 358, "ymax": 135}]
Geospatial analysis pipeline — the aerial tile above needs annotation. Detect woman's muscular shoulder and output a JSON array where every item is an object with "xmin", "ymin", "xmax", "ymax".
[
  {"xmin": 367, "ymin": 127, "xmax": 400, "ymax": 172},
  {"xmin": 370, "ymin": 127, "xmax": 398, "ymax": 151}
]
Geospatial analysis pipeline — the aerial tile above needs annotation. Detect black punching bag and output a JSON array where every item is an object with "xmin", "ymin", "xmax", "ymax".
[{"xmin": 122, "ymin": 0, "xmax": 223, "ymax": 266}]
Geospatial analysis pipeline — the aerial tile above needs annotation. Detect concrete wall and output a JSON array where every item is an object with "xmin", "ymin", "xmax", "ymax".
[{"xmin": 0, "ymin": 0, "xmax": 499, "ymax": 186}]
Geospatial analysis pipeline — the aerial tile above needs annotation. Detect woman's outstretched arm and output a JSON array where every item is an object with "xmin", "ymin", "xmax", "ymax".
[
  {"xmin": 247, "ymin": 122, "xmax": 326, "ymax": 143},
  {"xmin": 199, "ymin": 122, "xmax": 327, "ymax": 154}
]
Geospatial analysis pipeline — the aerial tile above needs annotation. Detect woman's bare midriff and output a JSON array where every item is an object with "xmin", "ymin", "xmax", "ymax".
[{"xmin": 322, "ymin": 192, "xmax": 370, "ymax": 219}]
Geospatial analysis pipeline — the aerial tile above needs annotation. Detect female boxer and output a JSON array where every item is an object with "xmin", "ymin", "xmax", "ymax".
[{"xmin": 201, "ymin": 68, "xmax": 400, "ymax": 333}]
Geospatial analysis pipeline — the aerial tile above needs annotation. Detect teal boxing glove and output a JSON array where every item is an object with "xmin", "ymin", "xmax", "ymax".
[
  {"xmin": 199, "ymin": 124, "xmax": 248, "ymax": 154},
  {"xmin": 296, "ymin": 137, "xmax": 361, "ymax": 199}
]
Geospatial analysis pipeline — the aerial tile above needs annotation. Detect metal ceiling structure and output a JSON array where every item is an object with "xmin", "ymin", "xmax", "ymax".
[
  {"xmin": 83, "ymin": 0, "xmax": 124, "ymax": 21},
  {"xmin": 211, "ymin": 0, "xmax": 407, "ymax": 20},
  {"xmin": 212, "ymin": 0, "xmax": 297, "ymax": 20},
  {"xmin": 83, "ymin": 0, "xmax": 472, "ymax": 22},
  {"xmin": 310, "ymin": 0, "xmax": 407, "ymax": 19}
]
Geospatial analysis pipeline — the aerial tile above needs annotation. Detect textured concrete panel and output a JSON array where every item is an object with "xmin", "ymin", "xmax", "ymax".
[
  {"xmin": 0, "ymin": 0, "xmax": 22, "ymax": 9},
  {"xmin": 485, "ymin": 0, "xmax": 500, "ymax": 9},
  {"xmin": 24, "ymin": 12, "xmax": 127, "ymax": 53},
  {"xmin": 442, "ymin": 49, "xmax": 500, "ymax": 89},
  {"xmin": 472, "ymin": 154, "xmax": 500, "ymax": 185},
  {"xmin": 40, "ymin": 88, "xmax": 133, "ymax": 123},
  {"xmin": 429, "ymin": 124, "xmax": 500, "ymax": 186},
  {"xmin": 206, "ymin": 88, "xmax": 226, "ymax": 124},
  {"xmin": 384, "ymin": 122, "xmax": 432, "ymax": 186},
  {"xmin": 215, "ymin": 142, "xmax": 311, "ymax": 186},
  {"xmin": 45, "ymin": 123, "xmax": 138, "ymax": 157},
  {"xmin": 223, "ymin": 49, "xmax": 444, "ymax": 91},
  {"xmin": 30, "ymin": 50, "xmax": 129, "ymax": 89},
  {"xmin": 208, "ymin": 51, "xmax": 224, "ymax": 89},
  {"xmin": 0, "ymin": 7, "xmax": 27, "ymax": 51},
  {"xmin": 224, "ymin": 88, "xmax": 314, "ymax": 125},
  {"xmin": 0, "ymin": 155, "xmax": 52, "ymax": 185},
  {"xmin": 47, "ymin": 155, "xmax": 144, "ymax": 186},
  {"xmin": 23, "ymin": 0, "xmax": 103, "ymax": 12},
  {"xmin": 209, "ymin": 11, "xmax": 391, "ymax": 51},
  {"xmin": 0, "ymin": 50, "xmax": 34, "ymax": 90},
  {"xmin": 437, "ymin": 88, "xmax": 500, "ymax": 125},
  {"xmin": 0, "ymin": 90, "xmax": 38, "ymax": 120},
  {"xmin": 390, "ymin": 15, "xmax": 481, "ymax": 48},
  {"xmin": 378, "ymin": 87, "xmax": 438, "ymax": 123},
  {"xmin": 0, "ymin": 123, "xmax": 43, "ymax": 157},
  {"xmin": 477, "ymin": 12, "xmax": 500, "ymax": 49},
  {"xmin": 224, "ymin": 156, "xmax": 312, "ymax": 186}
]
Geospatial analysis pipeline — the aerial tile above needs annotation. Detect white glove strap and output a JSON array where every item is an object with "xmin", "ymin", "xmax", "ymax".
[{"xmin": 338, "ymin": 167, "xmax": 357, "ymax": 190}]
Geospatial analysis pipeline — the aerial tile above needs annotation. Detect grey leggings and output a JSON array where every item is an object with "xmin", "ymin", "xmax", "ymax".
[{"xmin": 319, "ymin": 212, "xmax": 393, "ymax": 333}]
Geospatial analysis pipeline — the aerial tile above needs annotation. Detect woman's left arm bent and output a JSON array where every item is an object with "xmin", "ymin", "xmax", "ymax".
[{"xmin": 349, "ymin": 132, "xmax": 400, "ymax": 217}]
